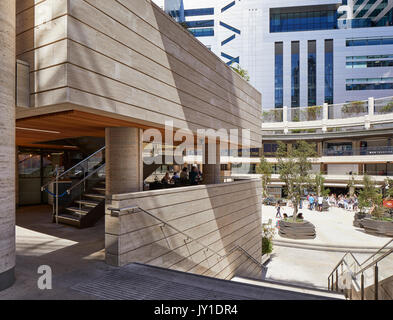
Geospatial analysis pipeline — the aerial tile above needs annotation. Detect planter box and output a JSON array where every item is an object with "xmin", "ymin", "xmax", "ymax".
[
  {"xmin": 261, "ymin": 253, "xmax": 271, "ymax": 265},
  {"xmin": 278, "ymin": 220, "xmax": 316, "ymax": 240},
  {"xmin": 353, "ymin": 213, "xmax": 372, "ymax": 228},
  {"xmin": 362, "ymin": 219, "xmax": 393, "ymax": 237}
]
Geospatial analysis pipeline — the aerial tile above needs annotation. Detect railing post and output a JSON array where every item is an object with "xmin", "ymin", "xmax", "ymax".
[
  {"xmin": 283, "ymin": 106, "xmax": 288, "ymax": 134},
  {"xmin": 328, "ymin": 277, "xmax": 330, "ymax": 291},
  {"xmin": 55, "ymin": 165, "xmax": 59, "ymax": 224},
  {"xmin": 335, "ymin": 269, "xmax": 339, "ymax": 291},
  {"xmin": 368, "ymin": 97, "xmax": 375, "ymax": 116},
  {"xmin": 374, "ymin": 264, "xmax": 379, "ymax": 300},
  {"xmin": 361, "ymin": 273, "xmax": 365, "ymax": 300},
  {"xmin": 322, "ymin": 103, "xmax": 328, "ymax": 132}
]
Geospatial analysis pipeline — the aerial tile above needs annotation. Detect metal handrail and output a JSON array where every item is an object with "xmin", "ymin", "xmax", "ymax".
[
  {"xmin": 66, "ymin": 163, "xmax": 106, "ymax": 194},
  {"xmin": 328, "ymin": 251, "xmax": 361, "ymax": 279},
  {"xmin": 41, "ymin": 146, "xmax": 106, "ymax": 191},
  {"xmin": 355, "ymin": 246, "xmax": 393, "ymax": 277},
  {"xmin": 358, "ymin": 238, "xmax": 393, "ymax": 269},
  {"xmin": 108, "ymin": 205, "xmax": 264, "ymax": 270}
]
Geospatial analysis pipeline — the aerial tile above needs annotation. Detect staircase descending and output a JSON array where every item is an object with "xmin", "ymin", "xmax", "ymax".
[{"xmin": 328, "ymin": 238, "xmax": 393, "ymax": 300}]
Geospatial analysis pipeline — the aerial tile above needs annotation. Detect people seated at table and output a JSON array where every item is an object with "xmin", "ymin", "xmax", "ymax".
[
  {"xmin": 161, "ymin": 172, "xmax": 171, "ymax": 185},
  {"xmin": 189, "ymin": 166, "xmax": 200, "ymax": 185},
  {"xmin": 180, "ymin": 167, "xmax": 189, "ymax": 184},
  {"xmin": 171, "ymin": 171, "xmax": 180, "ymax": 185}
]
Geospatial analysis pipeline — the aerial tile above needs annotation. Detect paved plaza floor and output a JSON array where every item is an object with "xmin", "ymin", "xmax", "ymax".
[{"xmin": 262, "ymin": 204, "xmax": 393, "ymax": 290}]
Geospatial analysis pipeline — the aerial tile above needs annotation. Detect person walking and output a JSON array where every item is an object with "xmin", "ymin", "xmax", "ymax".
[{"xmin": 275, "ymin": 202, "xmax": 282, "ymax": 218}]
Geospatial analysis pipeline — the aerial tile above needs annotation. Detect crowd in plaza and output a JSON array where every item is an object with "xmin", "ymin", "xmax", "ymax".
[{"xmin": 273, "ymin": 192, "xmax": 360, "ymax": 219}]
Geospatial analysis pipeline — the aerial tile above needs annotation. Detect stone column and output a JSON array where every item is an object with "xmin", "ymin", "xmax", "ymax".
[
  {"xmin": 0, "ymin": 0, "xmax": 16, "ymax": 291},
  {"xmin": 105, "ymin": 128, "xmax": 143, "ymax": 195},
  {"xmin": 203, "ymin": 142, "xmax": 221, "ymax": 185}
]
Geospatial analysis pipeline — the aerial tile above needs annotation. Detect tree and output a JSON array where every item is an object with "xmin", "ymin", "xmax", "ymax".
[
  {"xmin": 276, "ymin": 141, "xmax": 317, "ymax": 222},
  {"xmin": 347, "ymin": 175, "xmax": 356, "ymax": 197},
  {"xmin": 384, "ymin": 178, "xmax": 393, "ymax": 199},
  {"xmin": 314, "ymin": 173, "xmax": 330, "ymax": 197},
  {"xmin": 256, "ymin": 157, "xmax": 273, "ymax": 198},
  {"xmin": 358, "ymin": 175, "xmax": 383, "ymax": 219},
  {"xmin": 230, "ymin": 62, "xmax": 250, "ymax": 82}
]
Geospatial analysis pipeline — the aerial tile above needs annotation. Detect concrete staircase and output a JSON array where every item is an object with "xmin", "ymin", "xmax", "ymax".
[
  {"xmin": 56, "ymin": 180, "xmax": 105, "ymax": 228},
  {"xmin": 72, "ymin": 263, "xmax": 345, "ymax": 300}
]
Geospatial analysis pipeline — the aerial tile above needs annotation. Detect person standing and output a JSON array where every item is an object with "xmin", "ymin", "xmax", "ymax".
[
  {"xmin": 318, "ymin": 195, "xmax": 323, "ymax": 212},
  {"xmin": 309, "ymin": 194, "xmax": 315, "ymax": 210}
]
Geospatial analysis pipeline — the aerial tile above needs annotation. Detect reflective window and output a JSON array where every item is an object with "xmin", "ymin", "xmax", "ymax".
[
  {"xmin": 184, "ymin": 8, "xmax": 214, "ymax": 16},
  {"xmin": 270, "ymin": 9, "xmax": 338, "ymax": 32},
  {"xmin": 347, "ymin": 36, "xmax": 393, "ymax": 46},
  {"xmin": 188, "ymin": 28, "xmax": 214, "ymax": 37},
  {"xmin": 291, "ymin": 41, "xmax": 300, "ymax": 108},
  {"xmin": 308, "ymin": 40, "xmax": 317, "ymax": 106},
  {"xmin": 185, "ymin": 20, "xmax": 214, "ymax": 28},
  {"xmin": 325, "ymin": 40, "xmax": 334, "ymax": 104},
  {"xmin": 275, "ymin": 42, "xmax": 283, "ymax": 108}
]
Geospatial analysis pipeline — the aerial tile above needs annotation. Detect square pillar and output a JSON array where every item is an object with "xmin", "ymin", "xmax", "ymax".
[
  {"xmin": 203, "ymin": 142, "xmax": 221, "ymax": 185},
  {"xmin": 105, "ymin": 127, "xmax": 143, "ymax": 195}
]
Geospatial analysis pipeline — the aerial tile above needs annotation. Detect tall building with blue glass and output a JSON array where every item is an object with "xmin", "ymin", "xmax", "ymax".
[{"xmin": 155, "ymin": 0, "xmax": 393, "ymax": 109}]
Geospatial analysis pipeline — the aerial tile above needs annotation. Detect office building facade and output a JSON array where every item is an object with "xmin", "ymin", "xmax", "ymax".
[{"xmin": 159, "ymin": 0, "xmax": 393, "ymax": 109}]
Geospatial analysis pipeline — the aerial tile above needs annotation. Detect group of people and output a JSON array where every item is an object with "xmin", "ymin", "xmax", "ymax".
[
  {"xmin": 306, "ymin": 194, "xmax": 324, "ymax": 212},
  {"xmin": 328, "ymin": 194, "xmax": 359, "ymax": 212},
  {"xmin": 160, "ymin": 166, "xmax": 202, "ymax": 186}
]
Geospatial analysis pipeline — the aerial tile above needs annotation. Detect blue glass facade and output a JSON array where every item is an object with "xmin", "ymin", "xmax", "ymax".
[
  {"xmin": 275, "ymin": 42, "xmax": 283, "ymax": 108},
  {"xmin": 184, "ymin": 8, "xmax": 214, "ymax": 16},
  {"xmin": 346, "ymin": 77, "xmax": 393, "ymax": 90},
  {"xmin": 270, "ymin": 9, "xmax": 337, "ymax": 32},
  {"xmin": 347, "ymin": 37, "xmax": 393, "ymax": 46},
  {"xmin": 291, "ymin": 41, "xmax": 300, "ymax": 107},
  {"xmin": 325, "ymin": 40, "xmax": 334, "ymax": 104},
  {"xmin": 189, "ymin": 28, "xmax": 214, "ymax": 37},
  {"xmin": 185, "ymin": 20, "xmax": 214, "ymax": 28},
  {"xmin": 308, "ymin": 41, "xmax": 317, "ymax": 106}
]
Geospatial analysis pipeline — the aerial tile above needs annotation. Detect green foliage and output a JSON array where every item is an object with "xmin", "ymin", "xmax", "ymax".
[
  {"xmin": 314, "ymin": 173, "xmax": 330, "ymax": 197},
  {"xmin": 384, "ymin": 178, "xmax": 393, "ymax": 199},
  {"xmin": 230, "ymin": 62, "xmax": 250, "ymax": 82},
  {"xmin": 256, "ymin": 157, "xmax": 273, "ymax": 198},
  {"xmin": 358, "ymin": 175, "xmax": 384, "ymax": 219},
  {"xmin": 381, "ymin": 102, "xmax": 393, "ymax": 113},
  {"xmin": 276, "ymin": 141, "xmax": 317, "ymax": 221},
  {"xmin": 342, "ymin": 101, "xmax": 367, "ymax": 114},
  {"xmin": 262, "ymin": 221, "xmax": 276, "ymax": 255},
  {"xmin": 304, "ymin": 105, "xmax": 322, "ymax": 121}
]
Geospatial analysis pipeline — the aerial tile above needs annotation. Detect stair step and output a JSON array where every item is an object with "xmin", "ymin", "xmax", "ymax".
[
  {"xmin": 75, "ymin": 200, "xmax": 100, "ymax": 208},
  {"xmin": 92, "ymin": 187, "xmax": 106, "ymax": 193},
  {"xmin": 84, "ymin": 193, "xmax": 106, "ymax": 200},
  {"xmin": 66, "ymin": 207, "xmax": 90, "ymax": 215},
  {"xmin": 56, "ymin": 213, "xmax": 81, "ymax": 227}
]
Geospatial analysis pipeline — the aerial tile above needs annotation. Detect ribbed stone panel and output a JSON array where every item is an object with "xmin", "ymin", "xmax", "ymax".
[{"xmin": 0, "ymin": 0, "xmax": 16, "ymax": 291}]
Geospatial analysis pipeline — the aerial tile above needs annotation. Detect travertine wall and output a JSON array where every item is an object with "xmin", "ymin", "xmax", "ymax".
[
  {"xmin": 0, "ymin": 0, "xmax": 16, "ymax": 290},
  {"xmin": 16, "ymin": 0, "xmax": 262, "ymax": 146},
  {"xmin": 105, "ymin": 179, "xmax": 263, "ymax": 280}
]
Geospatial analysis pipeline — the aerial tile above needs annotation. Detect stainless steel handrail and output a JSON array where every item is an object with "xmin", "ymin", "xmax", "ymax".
[
  {"xmin": 328, "ymin": 251, "xmax": 361, "ymax": 279},
  {"xmin": 355, "ymin": 246, "xmax": 393, "ymax": 277},
  {"xmin": 66, "ymin": 163, "xmax": 106, "ymax": 194},
  {"xmin": 358, "ymin": 238, "xmax": 393, "ymax": 268},
  {"xmin": 108, "ymin": 205, "xmax": 264, "ymax": 270},
  {"xmin": 41, "ymin": 146, "xmax": 106, "ymax": 191}
]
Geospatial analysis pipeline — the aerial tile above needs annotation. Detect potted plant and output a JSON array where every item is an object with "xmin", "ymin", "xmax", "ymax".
[
  {"xmin": 341, "ymin": 101, "xmax": 367, "ymax": 116},
  {"xmin": 262, "ymin": 220, "xmax": 275, "ymax": 264},
  {"xmin": 304, "ymin": 105, "xmax": 322, "ymax": 121},
  {"xmin": 380, "ymin": 101, "xmax": 393, "ymax": 114},
  {"xmin": 276, "ymin": 141, "xmax": 318, "ymax": 239},
  {"xmin": 358, "ymin": 175, "xmax": 393, "ymax": 236}
]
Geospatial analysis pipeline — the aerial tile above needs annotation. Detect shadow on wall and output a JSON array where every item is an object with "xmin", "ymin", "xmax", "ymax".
[{"xmin": 131, "ymin": 3, "xmax": 263, "ymax": 280}]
